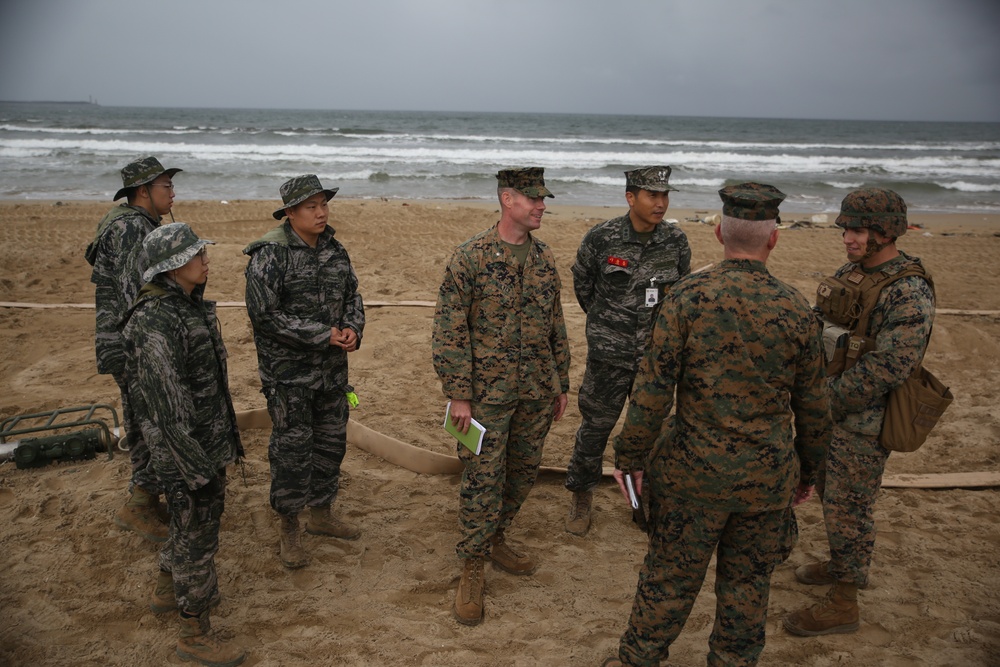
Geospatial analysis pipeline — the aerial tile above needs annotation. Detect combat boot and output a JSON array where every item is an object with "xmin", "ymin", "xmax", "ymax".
[
  {"xmin": 795, "ymin": 560, "xmax": 869, "ymax": 589},
  {"xmin": 783, "ymin": 582, "xmax": 860, "ymax": 636},
  {"xmin": 453, "ymin": 557, "xmax": 485, "ymax": 626},
  {"xmin": 277, "ymin": 513, "xmax": 310, "ymax": 569},
  {"xmin": 489, "ymin": 531, "xmax": 536, "ymax": 575},
  {"xmin": 115, "ymin": 486, "xmax": 168, "ymax": 543},
  {"xmin": 565, "ymin": 490, "xmax": 593, "ymax": 536},
  {"xmin": 151, "ymin": 570, "xmax": 221, "ymax": 614},
  {"xmin": 305, "ymin": 505, "xmax": 361, "ymax": 540},
  {"xmin": 176, "ymin": 610, "xmax": 246, "ymax": 667}
]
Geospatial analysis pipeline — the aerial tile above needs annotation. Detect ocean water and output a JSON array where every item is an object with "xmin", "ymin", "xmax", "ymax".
[{"xmin": 1, "ymin": 102, "xmax": 998, "ymax": 214}]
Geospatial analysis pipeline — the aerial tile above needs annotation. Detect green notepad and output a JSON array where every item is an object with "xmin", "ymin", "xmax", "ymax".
[{"xmin": 443, "ymin": 401, "xmax": 486, "ymax": 455}]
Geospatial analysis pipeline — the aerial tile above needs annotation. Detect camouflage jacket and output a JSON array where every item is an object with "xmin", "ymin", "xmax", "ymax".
[
  {"xmin": 826, "ymin": 253, "xmax": 935, "ymax": 436},
  {"xmin": 85, "ymin": 204, "xmax": 160, "ymax": 376},
  {"xmin": 432, "ymin": 225, "xmax": 571, "ymax": 404},
  {"xmin": 614, "ymin": 259, "xmax": 831, "ymax": 511},
  {"xmin": 572, "ymin": 213, "xmax": 691, "ymax": 368},
  {"xmin": 121, "ymin": 281, "xmax": 243, "ymax": 492},
  {"xmin": 244, "ymin": 222, "xmax": 365, "ymax": 392}
]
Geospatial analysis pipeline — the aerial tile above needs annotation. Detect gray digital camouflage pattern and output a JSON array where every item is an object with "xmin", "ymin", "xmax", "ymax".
[
  {"xmin": 612, "ymin": 258, "xmax": 831, "ymax": 666},
  {"xmin": 244, "ymin": 221, "xmax": 365, "ymax": 515},
  {"xmin": 565, "ymin": 213, "xmax": 691, "ymax": 492},
  {"xmin": 433, "ymin": 224, "xmax": 570, "ymax": 557},
  {"xmin": 818, "ymin": 252, "xmax": 934, "ymax": 586},
  {"xmin": 272, "ymin": 174, "xmax": 339, "ymax": 220},
  {"xmin": 85, "ymin": 203, "xmax": 162, "ymax": 493},
  {"xmin": 495, "ymin": 167, "xmax": 554, "ymax": 198},
  {"xmin": 112, "ymin": 156, "xmax": 182, "ymax": 201},
  {"xmin": 142, "ymin": 221, "xmax": 213, "ymax": 283},
  {"xmin": 835, "ymin": 187, "xmax": 909, "ymax": 239},
  {"xmin": 122, "ymin": 279, "xmax": 242, "ymax": 614},
  {"xmin": 625, "ymin": 166, "xmax": 677, "ymax": 192}
]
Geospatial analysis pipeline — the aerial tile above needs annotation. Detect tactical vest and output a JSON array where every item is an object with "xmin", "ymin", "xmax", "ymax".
[{"xmin": 815, "ymin": 258, "xmax": 933, "ymax": 377}]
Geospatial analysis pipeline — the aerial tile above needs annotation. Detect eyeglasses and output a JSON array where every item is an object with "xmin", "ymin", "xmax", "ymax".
[
  {"xmin": 153, "ymin": 182, "xmax": 175, "ymax": 191},
  {"xmin": 195, "ymin": 247, "xmax": 208, "ymax": 262}
]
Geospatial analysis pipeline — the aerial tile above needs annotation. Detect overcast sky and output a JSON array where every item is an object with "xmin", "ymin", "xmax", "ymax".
[{"xmin": 1, "ymin": 0, "xmax": 998, "ymax": 122}]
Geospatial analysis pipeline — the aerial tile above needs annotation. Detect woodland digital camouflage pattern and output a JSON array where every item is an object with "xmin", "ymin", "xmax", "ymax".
[
  {"xmin": 835, "ymin": 187, "xmax": 909, "ymax": 239},
  {"xmin": 85, "ymin": 203, "xmax": 162, "ymax": 493},
  {"xmin": 624, "ymin": 166, "xmax": 677, "ymax": 192},
  {"xmin": 121, "ymin": 278, "xmax": 242, "ymax": 614},
  {"xmin": 612, "ymin": 256, "xmax": 831, "ymax": 665},
  {"xmin": 244, "ymin": 220, "xmax": 365, "ymax": 516},
  {"xmin": 495, "ymin": 167, "xmax": 554, "ymax": 198},
  {"xmin": 432, "ymin": 225, "xmax": 570, "ymax": 404},
  {"xmin": 455, "ymin": 399, "xmax": 554, "ymax": 558},
  {"xmin": 818, "ymin": 252, "xmax": 934, "ymax": 586},
  {"xmin": 272, "ymin": 174, "xmax": 339, "ymax": 220},
  {"xmin": 718, "ymin": 182, "xmax": 786, "ymax": 221},
  {"xmin": 113, "ymin": 156, "xmax": 182, "ymax": 201},
  {"xmin": 565, "ymin": 212, "xmax": 691, "ymax": 492},
  {"xmin": 433, "ymin": 224, "xmax": 570, "ymax": 558}
]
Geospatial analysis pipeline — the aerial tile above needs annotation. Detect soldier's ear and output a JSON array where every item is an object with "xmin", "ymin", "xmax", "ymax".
[
  {"xmin": 625, "ymin": 191, "xmax": 636, "ymax": 208},
  {"xmin": 714, "ymin": 222, "xmax": 724, "ymax": 245}
]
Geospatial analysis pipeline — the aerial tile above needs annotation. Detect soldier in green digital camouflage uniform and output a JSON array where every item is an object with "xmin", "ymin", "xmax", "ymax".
[
  {"xmin": 85, "ymin": 156, "xmax": 181, "ymax": 543},
  {"xmin": 565, "ymin": 166, "xmax": 691, "ymax": 536},
  {"xmin": 122, "ymin": 223, "xmax": 245, "ymax": 667},
  {"xmin": 603, "ymin": 184, "xmax": 831, "ymax": 667},
  {"xmin": 784, "ymin": 188, "xmax": 935, "ymax": 637},
  {"xmin": 433, "ymin": 167, "xmax": 571, "ymax": 626},
  {"xmin": 244, "ymin": 175, "xmax": 365, "ymax": 570}
]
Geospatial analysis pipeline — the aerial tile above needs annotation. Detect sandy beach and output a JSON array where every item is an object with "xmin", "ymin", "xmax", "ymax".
[{"xmin": 1, "ymin": 199, "xmax": 998, "ymax": 666}]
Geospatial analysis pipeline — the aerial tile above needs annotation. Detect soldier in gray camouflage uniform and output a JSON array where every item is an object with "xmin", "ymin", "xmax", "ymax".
[
  {"xmin": 244, "ymin": 175, "xmax": 365, "ymax": 570},
  {"xmin": 603, "ymin": 184, "xmax": 831, "ymax": 667},
  {"xmin": 122, "ymin": 223, "xmax": 245, "ymax": 667},
  {"xmin": 85, "ymin": 156, "xmax": 181, "ymax": 543},
  {"xmin": 433, "ymin": 167, "xmax": 571, "ymax": 626},
  {"xmin": 784, "ymin": 188, "xmax": 935, "ymax": 637},
  {"xmin": 565, "ymin": 166, "xmax": 691, "ymax": 536}
]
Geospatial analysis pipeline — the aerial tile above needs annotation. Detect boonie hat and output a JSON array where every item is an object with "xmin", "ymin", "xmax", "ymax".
[
  {"xmin": 496, "ymin": 167, "xmax": 554, "ymax": 198},
  {"xmin": 273, "ymin": 174, "xmax": 339, "ymax": 220},
  {"xmin": 835, "ymin": 187, "xmax": 908, "ymax": 239},
  {"xmin": 718, "ymin": 182, "xmax": 786, "ymax": 222},
  {"xmin": 142, "ymin": 222, "xmax": 215, "ymax": 283},
  {"xmin": 625, "ymin": 166, "xmax": 677, "ymax": 192},
  {"xmin": 114, "ymin": 156, "xmax": 182, "ymax": 201}
]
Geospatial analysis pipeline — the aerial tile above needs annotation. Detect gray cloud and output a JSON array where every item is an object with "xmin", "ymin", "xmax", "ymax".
[{"xmin": 1, "ymin": 0, "xmax": 998, "ymax": 121}]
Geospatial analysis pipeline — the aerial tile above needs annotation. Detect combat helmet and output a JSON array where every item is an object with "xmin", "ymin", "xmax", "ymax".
[{"xmin": 835, "ymin": 187, "xmax": 908, "ymax": 239}]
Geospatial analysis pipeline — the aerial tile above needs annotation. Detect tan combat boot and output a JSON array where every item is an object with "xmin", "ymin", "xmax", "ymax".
[
  {"xmin": 176, "ymin": 610, "xmax": 246, "ymax": 667},
  {"xmin": 115, "ymin": 486, "xmax": 168, "ymax": 543},
  {"xmin": 795, "ymin": 560, "xmax": 869, "ymax": 589},
  {"xmin": 151, "ymin": 570, "xmax": 221, "ymax": 614},
  {"xmin": 565, "ymin": 490, "xmax": 593, "ymax": 536},
  {"xmin": 305, "ymin": 505, "xmax": 361, "ymax": 540},
  {"xmin": 783, "ymin": 582, "xmax": 860, "ymax": 636},
  {"xmin": 277, "ymin": 513, "xmax": 310, "ymax": 569},
  {"xmin": 453, "ymin": 557, "xmax": 485, "ymax": 626},
  {"xmin": 489, "ymin": 531, "xmax": 536, "ymax": 575}
]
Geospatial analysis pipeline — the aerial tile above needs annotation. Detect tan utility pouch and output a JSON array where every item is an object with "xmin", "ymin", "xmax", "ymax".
[
  {"xmin": 880, "ymin": 365, "xmax": 954, "ymax": 452},
  {"xmin": 816, "ymin": 276, "xmax": 863, "ymax": 327}
]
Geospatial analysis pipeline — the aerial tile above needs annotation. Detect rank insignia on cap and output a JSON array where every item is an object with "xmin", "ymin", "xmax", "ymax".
[{"xmin": 608, "ymin": 256, "xmax": 629, "ymax": 268}]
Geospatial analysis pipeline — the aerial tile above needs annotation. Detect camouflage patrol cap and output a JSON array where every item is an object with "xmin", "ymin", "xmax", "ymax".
[
  {"xmin": 835, "ymin": 187, "xmax": 908, "ymax": 238},
  {"xmin": 625, "ymin": 166, "xmax": 677, "ymax": 192},
  {"xmin": 273, "ymin": 174, "xmax": 340, "ymax": 220},
  {"xmin": 496, "ymin": 167, "xmax": 554, "ymax": 198},
  {"xmin": 718, "ymin": 182, "xmax": 786, "ymax": 221},
  {"xmin": 142, "ymin": 222, "xmax": 215, "ymax": 283},
  {"xmin": 113, "ymin": 156, "xmax": 182, "ymax": 201}
]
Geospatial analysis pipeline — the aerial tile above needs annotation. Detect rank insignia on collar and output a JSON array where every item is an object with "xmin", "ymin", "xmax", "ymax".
[{"xmin": 607, "ymin": 256, "xmax": 629, "ymax": 268}]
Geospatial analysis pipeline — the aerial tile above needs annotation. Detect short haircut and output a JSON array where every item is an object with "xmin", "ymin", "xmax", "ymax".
[
  {"xmin": 719, "ymin": 215, "xmax": 775, "ymax": 253},
  {"xmin": 498, "ymin": 186, "xmax": 515, "ymax": 206},
  {"xmin": 625, "ymin": 185, "xmax": 642, "ymax": 196}
]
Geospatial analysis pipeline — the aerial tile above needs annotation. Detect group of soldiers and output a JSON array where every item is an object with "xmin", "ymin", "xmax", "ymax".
[{"xmin": 87, "ymin": 156, "xmax": 934, "ymax": 667}]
